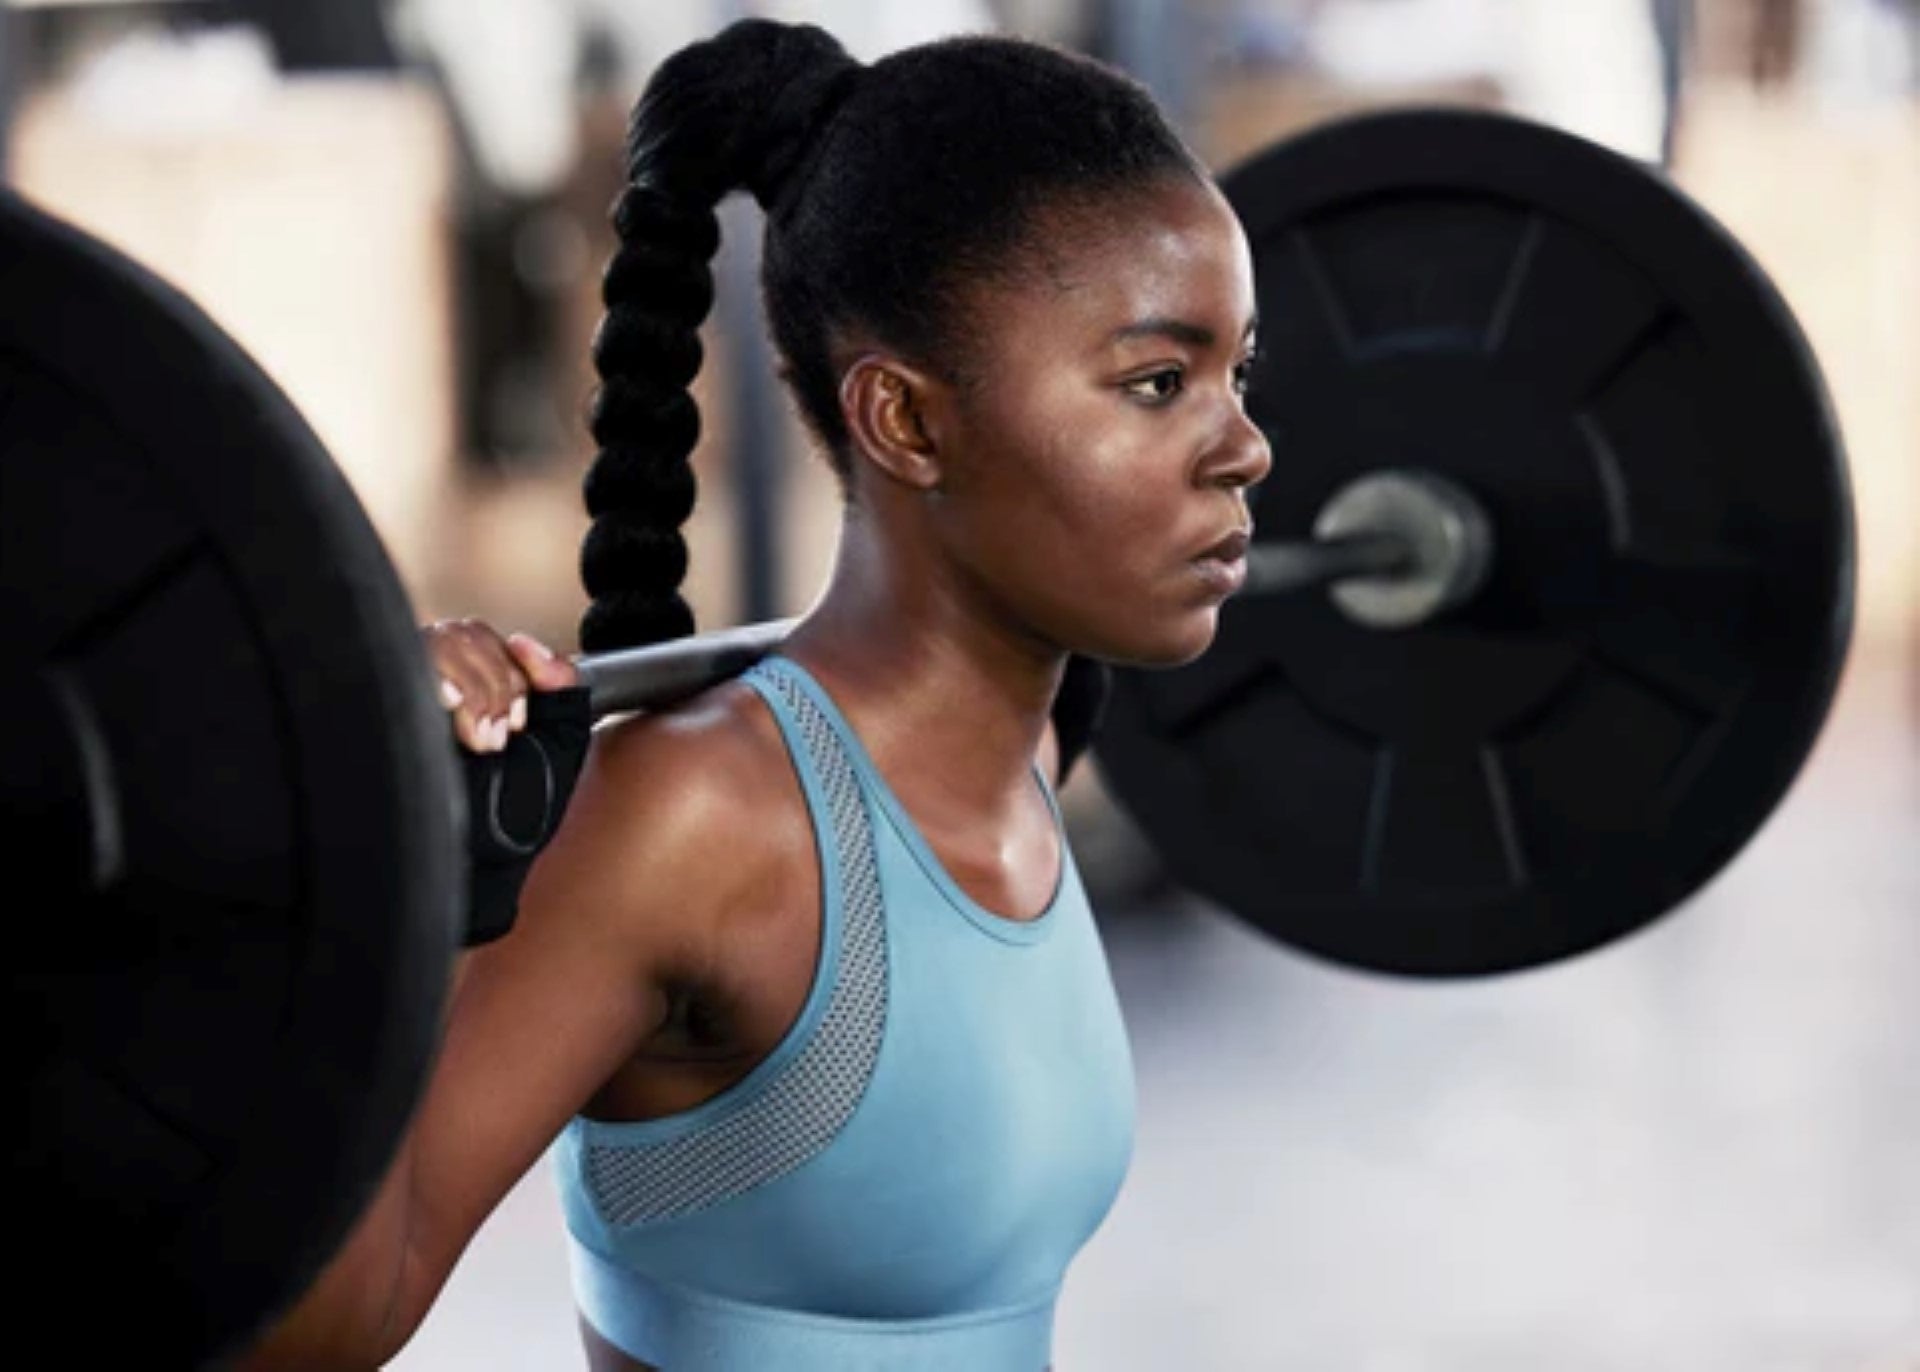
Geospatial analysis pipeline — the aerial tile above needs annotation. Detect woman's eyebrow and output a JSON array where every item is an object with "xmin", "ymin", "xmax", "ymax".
[{"xmin": 1109, "ymin": 313, "xmax": 1260, "ymax": 347}]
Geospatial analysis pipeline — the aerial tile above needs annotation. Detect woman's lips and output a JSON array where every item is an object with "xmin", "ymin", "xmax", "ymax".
[
  {"xmin": 1191, "ymin": 529, "xmax": 1250, "ymax": 598},
  {"xmin": 1200, "ymin": 529, "xmax": 1250, "ymax": 562}
]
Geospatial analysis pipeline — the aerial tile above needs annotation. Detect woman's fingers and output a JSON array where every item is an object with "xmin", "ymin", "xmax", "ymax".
[
  {"xmin": 506, "ymin": 631, "xmax": 581, "ymax": 693},
  {"xmin": 422, "ymin": 621, "xmax": 584, "ymax": 752},
  {"xmin": 423, "ymin": 618, "xmax": 534, "ymax": 753}
]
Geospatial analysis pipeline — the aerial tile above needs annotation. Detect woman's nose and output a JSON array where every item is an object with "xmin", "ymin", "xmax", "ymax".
[{"xmin": 1197, "ymin": 405, "xmax": 1272, "ymax": 491}]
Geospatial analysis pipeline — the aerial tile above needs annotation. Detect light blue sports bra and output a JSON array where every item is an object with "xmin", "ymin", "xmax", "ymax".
[{"xmin": 551, "ymin": 656, "xmax": 1136, "ymax": 1370}]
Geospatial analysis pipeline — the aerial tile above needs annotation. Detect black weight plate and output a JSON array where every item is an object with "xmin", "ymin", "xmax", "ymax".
[
  {"xmin": 1095, "ymin": 109, "xmax": 1852, "ymax": 978},
  {"xmin": 0, "ymin": 190, "xmax": 464, "ymax": 1364}
]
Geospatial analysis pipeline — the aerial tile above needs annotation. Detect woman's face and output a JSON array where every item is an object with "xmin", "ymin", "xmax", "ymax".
[{"xmin": 930, "ymin": 173, "xmax": 1271, "ymax": 667}]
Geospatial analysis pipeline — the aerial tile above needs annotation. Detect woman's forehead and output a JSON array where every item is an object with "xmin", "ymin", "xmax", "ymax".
[{"xmin": 999, "ymin": 178, "xmax": 1256, "ymax": 342}]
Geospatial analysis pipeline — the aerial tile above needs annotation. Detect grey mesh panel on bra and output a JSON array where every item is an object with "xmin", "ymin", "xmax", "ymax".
[{"xmin": 582, "ymin": 665, "xmax": 890, "ymax": 1226}]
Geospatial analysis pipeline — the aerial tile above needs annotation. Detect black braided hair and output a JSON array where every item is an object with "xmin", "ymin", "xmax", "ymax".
[{"xmin": 578, "ymin": 18, "xmax": 1203, "ymax": 654}]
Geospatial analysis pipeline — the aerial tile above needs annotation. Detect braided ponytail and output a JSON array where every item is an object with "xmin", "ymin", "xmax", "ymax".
[{"xmin": 578, "ymin": 20, "xmax": 860, "ymax": 654}]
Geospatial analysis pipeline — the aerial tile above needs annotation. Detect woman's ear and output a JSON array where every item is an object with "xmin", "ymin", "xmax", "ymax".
[{"xmin": 840, "ymin": 354, "xmax": 947, "ymax": 491}]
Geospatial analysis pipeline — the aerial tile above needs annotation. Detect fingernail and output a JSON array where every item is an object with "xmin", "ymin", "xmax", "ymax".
[
  {"xmin": 509, "ymin": 697, "xmax": 527, "ymax": 731},
  {"xmin": 512, "ymin": 632, "xmax": 555, "ymax": 661},
  {"xmin": 490, "ymin": 717, "xmax": 510, "ymax": 751},
  {"xmin": 440, "ymin": 678, "xmax": 464, "ymax": 710}
]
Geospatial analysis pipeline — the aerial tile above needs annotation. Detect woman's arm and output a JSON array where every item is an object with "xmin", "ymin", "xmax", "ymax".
[{"xmin": 233, "ymin": 683, "xmax": 769, "ymax": 1368}]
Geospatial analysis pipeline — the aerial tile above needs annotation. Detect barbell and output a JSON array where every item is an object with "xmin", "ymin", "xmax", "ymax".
[{"xmin": 5, "ymin": 108, "xmax": 1851, "ymax": 1366}]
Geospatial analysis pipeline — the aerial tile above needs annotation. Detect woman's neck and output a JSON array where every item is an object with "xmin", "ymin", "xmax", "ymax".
[{"xmin": 780, "ymin": 512, "xmax": 1063, "ymax": 812}]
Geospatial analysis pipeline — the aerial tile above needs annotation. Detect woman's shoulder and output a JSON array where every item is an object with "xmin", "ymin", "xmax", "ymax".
[
  {"xmin": 552, "ymin": 675, "xmax": 806, "ymax": 903},
  {"xmin": 587, "ymin": 674, "xmax": 792, "ymax": 813},
  {"xmin": 549, "ymin": 673, "xmax": 815, "ymax": 982}
]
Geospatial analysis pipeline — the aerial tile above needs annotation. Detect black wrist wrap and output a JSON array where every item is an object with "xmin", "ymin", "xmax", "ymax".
[{"xmin": 459, "ymin": 686, "xmax": 593, "ymax": 946}]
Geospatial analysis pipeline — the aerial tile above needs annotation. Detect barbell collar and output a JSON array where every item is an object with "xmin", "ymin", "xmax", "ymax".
[{"xmin": 1244, "ymin": 468, "xmax": 1496, "ymax": 630}]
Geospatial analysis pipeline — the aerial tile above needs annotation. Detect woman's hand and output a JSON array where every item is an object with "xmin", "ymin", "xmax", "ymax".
[{"xmin": 422, "ymin": 618, "xmax": 580, "ymax": 753}]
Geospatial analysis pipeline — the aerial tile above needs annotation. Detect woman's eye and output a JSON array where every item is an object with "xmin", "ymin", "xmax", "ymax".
[
  {"xmin": 1233, "ymin": 354, "xmax": 1259, "ymax": 397},
  {"xmin": 1122, "ymin": 368, "xmax": 1185, "ymax": 404}
]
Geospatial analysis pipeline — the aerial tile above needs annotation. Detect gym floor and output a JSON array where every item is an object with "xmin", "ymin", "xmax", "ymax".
[{"xmin": 390, "ymin": 649, "xmax": 1920, "ymax": 1372}]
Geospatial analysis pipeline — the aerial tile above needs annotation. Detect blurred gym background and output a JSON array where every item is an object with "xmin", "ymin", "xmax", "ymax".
[{"xmin": 3, "ymin": 1, "xmax": 1915, "ymax": 1367}]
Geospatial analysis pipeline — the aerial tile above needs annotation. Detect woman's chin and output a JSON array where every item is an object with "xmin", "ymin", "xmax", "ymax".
[{"xmin": 1102, "ymin": 613, "xmax": 1220, "ymax": 670}]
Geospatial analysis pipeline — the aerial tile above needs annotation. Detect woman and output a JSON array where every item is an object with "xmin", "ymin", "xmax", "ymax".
[{"xmin": 240, "ymin": 17, "xmax": 1267, "ymax": 1371}]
